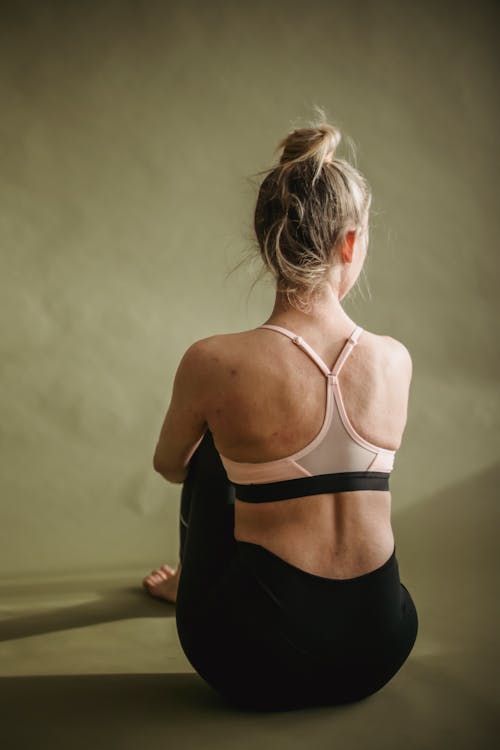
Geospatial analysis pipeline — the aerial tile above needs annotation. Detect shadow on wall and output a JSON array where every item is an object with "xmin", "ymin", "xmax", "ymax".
[
  {"xmin": 392, "ymin": 459, "xmax": 499, "ymax": 720},
  {"xmin": 394, "ymin": 459, "xmax": 499, "ymax": 648}
]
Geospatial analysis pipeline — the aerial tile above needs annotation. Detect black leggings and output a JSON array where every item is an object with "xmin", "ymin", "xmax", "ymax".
[{"xmin": 175, "ymin": 431, "xmax": 419, "ymax": 712}]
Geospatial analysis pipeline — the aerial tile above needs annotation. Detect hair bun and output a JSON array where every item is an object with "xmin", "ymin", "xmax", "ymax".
[
  {"xmin": 252, "ymin": 108, "xmax": 371, "ymax": 311},
  {"xmin": 276, "ymin": 112, "xmax": 342, "ymax": 183}
]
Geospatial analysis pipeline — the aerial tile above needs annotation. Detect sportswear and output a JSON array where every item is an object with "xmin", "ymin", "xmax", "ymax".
[{"xmin": 218, "ymin": 324, "xmax": 397, "ymax": 502}]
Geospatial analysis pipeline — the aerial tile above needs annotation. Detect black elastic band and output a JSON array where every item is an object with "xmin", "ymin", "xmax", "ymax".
[{"xmin": 233, "ymin": 471, "xmax": 390, "ymax": 502}]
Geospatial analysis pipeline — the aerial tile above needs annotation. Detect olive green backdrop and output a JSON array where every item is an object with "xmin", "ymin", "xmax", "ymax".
[
  {"xmin": 1, "ymin": 0, "xmax": 499, "ymax": 746},
  {"xmin": 2, "ymin": 0, "xmax": 497, "ymax": 581}
]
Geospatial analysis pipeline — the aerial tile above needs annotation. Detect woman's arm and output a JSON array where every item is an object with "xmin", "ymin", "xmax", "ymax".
[{"xmin": 153, "ymin": 341, "xmax": 208, "ymax": 483}]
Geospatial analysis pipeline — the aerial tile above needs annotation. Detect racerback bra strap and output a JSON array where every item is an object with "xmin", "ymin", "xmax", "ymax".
[
  {"xmin": 258, "ymin": 323, "xmax": 363, "ymax": 377},
  {"xmin": 331, "ymin": 325, "xmax": 364, "ymax": 376},
  {"xmin": 258, "ymin": 324, "xmax": 331, "ymax": 376}
]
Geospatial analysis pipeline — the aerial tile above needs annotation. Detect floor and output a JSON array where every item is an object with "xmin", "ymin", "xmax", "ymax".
[{"xmin": 1, "ymin": 465, "xmax": 498, "ymax": 749}]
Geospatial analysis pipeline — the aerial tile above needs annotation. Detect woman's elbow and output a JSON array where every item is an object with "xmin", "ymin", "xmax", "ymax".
[{"xmin": 153, "ymin": 456, "xmax": 186, "ymax": 484}]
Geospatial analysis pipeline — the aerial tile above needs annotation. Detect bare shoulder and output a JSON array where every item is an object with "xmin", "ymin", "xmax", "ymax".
[
  {"xmin": 181, "ymin": 332, "xmax": 239, "ymax": 360},
  {"xmin": 360, "ymin": 330, "xmax": 412, "ymax": 379},
  {"xmin": 177, "ymin": 333, "xmax": 242, "ymax": 378},
  {"xmin": 353, "ymin": 331, "xmax": 413, "ymax": 449},
  {"xmin": 381, "ymin": 334, "xmax": 413, "ymax": 381}
]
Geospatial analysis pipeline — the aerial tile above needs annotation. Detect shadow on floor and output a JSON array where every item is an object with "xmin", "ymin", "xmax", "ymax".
[
  {"xmin": 1, "ymin": 666, "xmax": 497, "ymax": 750},
  {"xmin": 0, "ymin": 582, "xmax": 174, "ymax": 642}
]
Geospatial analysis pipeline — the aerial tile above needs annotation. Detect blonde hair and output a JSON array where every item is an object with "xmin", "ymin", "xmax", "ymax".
[{"xmin": 253, "ymin": 108, "xmax": 372, "ymax": 311}]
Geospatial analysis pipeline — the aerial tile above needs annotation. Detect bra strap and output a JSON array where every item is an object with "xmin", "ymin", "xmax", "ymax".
[
  {"xmin": 331, "ymin": 325, "xmax": 364, "ymax": 376},
  {"xmin": 258, "ymin": 324, "xmax": 331, "ymax": 376},
  {"xmin": 259, "ymin": 324, "xmax": 365, "ymax": 377}
]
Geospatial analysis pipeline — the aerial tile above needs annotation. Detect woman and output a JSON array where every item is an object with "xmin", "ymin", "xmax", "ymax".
[{"xmin": 143, "ymin": 115, "xmax": 419, "ymax": 711}]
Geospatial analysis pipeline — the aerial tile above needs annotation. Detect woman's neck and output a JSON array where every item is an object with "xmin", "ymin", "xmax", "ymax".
[{"xmin": 264, "ymin": 285, "xmax": 355, "ymax": 332}]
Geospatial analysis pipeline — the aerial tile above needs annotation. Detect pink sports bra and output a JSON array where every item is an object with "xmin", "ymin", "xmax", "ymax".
[{"xmin": 217, "ymin": 323, "xmax": 397, "ymax": 503}]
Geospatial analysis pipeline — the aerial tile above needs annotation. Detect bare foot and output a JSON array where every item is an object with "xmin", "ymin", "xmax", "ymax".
[{"xmin": 142, "ymin": 562, "xmax": 181, "ymax": 604}]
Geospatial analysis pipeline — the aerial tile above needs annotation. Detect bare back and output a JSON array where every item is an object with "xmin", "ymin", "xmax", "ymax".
[{"xmin": 200, "ymin": 323, "xmax": 412, "ymax": 579}]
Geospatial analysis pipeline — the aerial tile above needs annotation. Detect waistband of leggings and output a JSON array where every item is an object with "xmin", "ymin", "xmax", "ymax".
[{"xmin": 235, "ymin": 540, "xmax": 397, "ymax": 589}]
